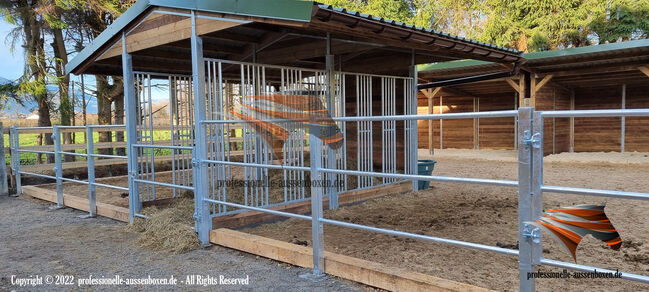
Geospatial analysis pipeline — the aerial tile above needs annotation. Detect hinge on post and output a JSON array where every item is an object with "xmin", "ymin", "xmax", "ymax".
[{"xmin": 523, "ymin": 130, "xmax": 542, "ymax": 149}]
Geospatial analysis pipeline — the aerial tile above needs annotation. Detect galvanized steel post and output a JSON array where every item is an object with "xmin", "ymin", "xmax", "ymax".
[
  {"xmin": 409, "ymin": 61, "xmax": 419, "ymax": 191},
  {"xmin": 325, "ymin": 32, "xmax": 338, "ymax": 209},
  {"xmin": 0, "ymin": 123, "xmax": 8, "ymax": 195},
  {"xmin": 122, "ymin": 32, "xmax": 140, "ymax": 223},
  {"xmin": 191, "ymin": 10, "xmax": 212, "ymax": 245},
  {"xmin": 517, "ymin": 107, "xmax": 543, "ymax": 292},
  {"xmin": 53, "ymin": 126, "xmax": 64, "ymax": 207},
  {"xmin": 86, "ymin": 126, "xmax": 97, "ymax": 217},
  {"xmin": 309, "ymin": 133, "xmax": 325, "ymax": 276},
  {"xmin": 10, "ymin": 127, "xmax": 21, "ymax": 195}
]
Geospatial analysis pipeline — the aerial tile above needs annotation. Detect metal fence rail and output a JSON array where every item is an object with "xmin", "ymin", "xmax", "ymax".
[{"xmin": 197, "ymin": 107, "xmax": 649, "ymax": 291}]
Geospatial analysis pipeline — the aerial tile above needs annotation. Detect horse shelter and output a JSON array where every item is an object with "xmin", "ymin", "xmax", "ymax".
[{"xmin": 6, "ymin": 0, "xmax": 649, "ymax": 291}]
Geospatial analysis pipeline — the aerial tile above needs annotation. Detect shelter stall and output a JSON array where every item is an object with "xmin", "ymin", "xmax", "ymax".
[
  {"xmin": 64, "ymin": 0, "xmax": 521, "ymax": 241},
  {"xmin": 418, "ymin": 40, "xmax": 649, "ymax": 154}
]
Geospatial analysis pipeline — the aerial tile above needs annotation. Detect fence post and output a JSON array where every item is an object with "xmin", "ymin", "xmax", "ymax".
[
  {"xmin": 325, "ymin": 49, "xmax": 338, "ymax": 210},
  {"xmin": 86, "ymin": 126, "xmax": 96, "ymax": 217},
  {"xmin": 306, "ymin": 133, "xmax": 325, "ymax": 279},
  {"xmin": 409, "ymin": 63, "xmax": 419, "ymax": 191},
  {"xmin": 0, "ymin": 122, "xmax": 8, "ymax": 195},
  {"xmin": 517, "ymin": 107, "xmax": 543, "ymax": 292},
  {"xmin": 53, "ymin": 126, "xmax": 64, "ymax": 208},
  {"xmin": 122, "ymin": 32, "xmax": 140, "ymax": 223},
  {"xmin": 190, "ymin": 10, "xmax": 212, "ymax": 245},
  {"xmin": 10, "ymin": 127, "xmax": 21, "ymax": 195}
]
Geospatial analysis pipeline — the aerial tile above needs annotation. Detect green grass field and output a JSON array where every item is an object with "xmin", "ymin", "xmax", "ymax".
[{"xmin": 4, "ymin": 130, "xmax": 174, "ymax": 165}]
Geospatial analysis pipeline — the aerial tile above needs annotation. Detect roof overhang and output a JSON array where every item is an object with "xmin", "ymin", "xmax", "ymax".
[
  {"xmin": 67, "ymin": 0, "xmax": 522, "ymax": 77},
  {"xmin": 418, "ymin": 39, "xmax": 649, "ymax": 93}
]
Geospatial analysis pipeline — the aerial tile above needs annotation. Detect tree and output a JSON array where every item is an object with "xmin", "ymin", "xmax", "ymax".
[
  {"xmin": 590, "ymin": 0, "xmax": 649, "ymax": 44},
  {"xmin": 2, "ymin": 0, "xmax": 55, "ymax": 163}
]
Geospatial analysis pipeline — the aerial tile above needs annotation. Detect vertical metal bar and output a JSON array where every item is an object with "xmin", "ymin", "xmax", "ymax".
[
  {"xmin": 517, "ymin": 107, "xmax": 543, "ymax": 292},
  {"xmin": 122, "ymin": 32, "xmax": 140, "ymax": 223},
  {"xmin": 191, "ymin": 10, "xmax": 211, "ymax": 245},
  {"xmin": 409, "ymin": 63, "xmax": 418, "ymax": 191},
  {"xmin": 514, "ymin": 93, "xmax": 518, "ymax": 150},
  {"xmin": 10, "ymin": 127, "xmax": 21, "ymax": 195},
  {"xmin": 169, "ymin": 76, "xmax": 177, "ymax": 198},
  {"xmin": 0, "ymin": 123, "xmax": 7, "ymax": 195},
  {"xmin": 475, "ymin": 97, "xmax": 480, "ymax": 150},
  {"xmin": 325, "ymin": 44, "xmax": 338, "ymax": 209},
  {"xmin": 53, "ymin": 126, "xmax": 63, "ymax": 207},
  {"xmin": 569, "ymin": 91, "xmax": 575, "ymax": 152},
  {"xmin": 309, "ymin": 132, "xmax": 325, "ymax": 276},
  {"xmin": 439, "ymin": 95, "xmax": 443, "ymax": 149},
  {"xmin": 86, "ymin": 126, "xmax": 96, "ymax": 217},
  {"xmin": 621, "ymin": 84, "xmax": 626, "ymax": 153}
]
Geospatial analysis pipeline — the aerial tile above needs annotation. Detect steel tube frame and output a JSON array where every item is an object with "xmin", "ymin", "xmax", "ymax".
[
  {"xmin": 10, "ymin": 127, "xmax": 21, "ymax": 194},
  {"xmin": 86, "ymin": 127, "xmax": 96, "ymax": 217},
  {"xmin": 200, "ymin": 110, "xmax": 520, "ymax": 125},
  {"xmin": 122, "ymin": 32, "xmax": 141, "ymax": 223},
  {"xmin": 0, "ymin": 123, "xmax": 7, "ymax": 195},
  {"xmin": 190, "ymin": 10, "xmax": 212, "ymax": 245},
  {"xmin": 540, "ymin": 109, "xmax": 649, "ymax": 118},
  {"xmin": 53, "ymin": 126, "xmax": 64, "ymax": 207}
]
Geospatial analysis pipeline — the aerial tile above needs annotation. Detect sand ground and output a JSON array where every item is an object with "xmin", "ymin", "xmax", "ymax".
[{"xmin": 243, "ymin": 150, "xmax": 649, "ymax": 291}]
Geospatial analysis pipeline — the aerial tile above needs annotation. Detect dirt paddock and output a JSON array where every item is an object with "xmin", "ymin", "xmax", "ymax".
[
  {"xmin": 241, "ymin": 150, "xmax": 649, "ymax": 291},
  {"xmin": 23, "ymin": 149, "xmax": 649, "ymax": 290}
]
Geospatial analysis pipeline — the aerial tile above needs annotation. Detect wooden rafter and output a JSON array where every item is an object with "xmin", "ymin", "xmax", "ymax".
[
  {"xmin": 505, "ymin": 78, "xmax": 521, "ymax": 94},
  {"xmin": 638, "ymin": 66, "xmax": 649, "ymax": 78}
]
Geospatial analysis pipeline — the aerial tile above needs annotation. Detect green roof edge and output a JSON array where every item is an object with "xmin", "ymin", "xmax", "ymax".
[{"xmin": 418, "ymin": 39, "xmax": 649, "ymax": 73}]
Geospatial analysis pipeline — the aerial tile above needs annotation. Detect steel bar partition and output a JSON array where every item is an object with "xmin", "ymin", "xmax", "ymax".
[{"xmin": 198, "ymin": 107, "xmax": 649, "ymax": 292}]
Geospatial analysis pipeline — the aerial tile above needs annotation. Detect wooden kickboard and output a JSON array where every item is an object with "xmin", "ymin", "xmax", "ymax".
[
  {"xmin": 22, "ymin": 186, "xmax": 129, "ymax": 222},
  {"xmin": 210, "ymin": 228, "xmax": 493, "ymax": 292}
]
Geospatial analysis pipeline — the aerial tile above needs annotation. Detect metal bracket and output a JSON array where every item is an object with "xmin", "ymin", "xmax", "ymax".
[
  {"xmin": 191, "ymin": 158, "xmax": 200, "ymax": 167},
  {"xmin": 299, "ymin": 272, "xmax": 328, "ymax": 282},
  {"xmin": 523, "ymin": 130, "xmax": 542, "ymax": 149},
  {"xmin": 523, "ymin": 223, "xmax": 541, "ymax": 244}
]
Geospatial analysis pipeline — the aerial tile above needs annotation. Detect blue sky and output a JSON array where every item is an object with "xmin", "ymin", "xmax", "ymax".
[{"xmin": 0, "ymin": 19, "xmax": 25, "ymax": 81}]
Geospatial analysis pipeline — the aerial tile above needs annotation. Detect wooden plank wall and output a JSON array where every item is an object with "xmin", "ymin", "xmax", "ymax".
[
  {"xmin": 416, "ymin": 84, "xmax": 646, "ymax": 154},
  {"xmin": 574, "ymin": 87, "xmax": 622, "ymax": 152},
  {"xmin": 416, "ymin": 92, "xmax": 517, "ymax": 150},
  {"xmin": 477, "ymin": 94, "xmax": 517, "ymax": 149},
  {"xmin": 535, "ymin": 86, "xmax": 571, "ymax": 155},
  {"xmin": 624, "ymin": 85, "xmax": 649, "ymax": 152}
]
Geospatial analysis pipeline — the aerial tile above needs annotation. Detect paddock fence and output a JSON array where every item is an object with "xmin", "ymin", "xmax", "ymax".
[{"xmin": 196, "ymin": 106, "xmax": 649, "ymax": 291}]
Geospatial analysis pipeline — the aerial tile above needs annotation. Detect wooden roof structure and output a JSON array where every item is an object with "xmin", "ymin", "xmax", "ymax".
[
  {"xmin": 418, "ymin": 39, "xmax": 649, "ymax": 97},
  {"xmin": 67, "ymin": 0, "xmax": 522, "ymax": 77}
]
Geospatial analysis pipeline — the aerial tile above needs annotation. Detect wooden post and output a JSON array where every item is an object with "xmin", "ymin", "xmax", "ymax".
[
  {"xmin": 420, "ymin": 88, "xmax": 440, "ymax": 155},
  {"xmin": 518, "ymin": 73, "xmax": 527, "ymax": 107}
]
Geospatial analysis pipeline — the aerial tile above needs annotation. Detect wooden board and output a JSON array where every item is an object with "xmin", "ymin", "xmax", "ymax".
[
  {"xmin": 22, "ymin": 186, "xmax": 130, "ymax": 222},
  {"xmin": 625, "ymin": 85, "xmax": 649, "ymax": 152},
  {"xmin": 210, "ymin": 228, "xmax": 492, "ymax": 292},
  {"xmin": 213, "ymin": 182, "xmax": 412, "ymax": 229},
  {"xmin": 574, "ymin": 87, "xmax": 622, "ymax": 152},
  {"xmin": 100, "ymin": 12, "xmax": 244, "ymax": 60}
]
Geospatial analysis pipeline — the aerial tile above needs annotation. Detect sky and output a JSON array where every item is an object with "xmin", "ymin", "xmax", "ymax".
[{"xmin": 0, "ymin": 19, "xmax": 25, "ymax": 81}]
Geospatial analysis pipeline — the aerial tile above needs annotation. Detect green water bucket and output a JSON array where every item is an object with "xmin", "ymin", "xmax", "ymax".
[{"xmin": 417, "ymin": 159, "xmax": 437, "ymax": 190}]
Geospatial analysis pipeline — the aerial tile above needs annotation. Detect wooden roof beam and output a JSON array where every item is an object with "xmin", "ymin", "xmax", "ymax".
[{"xmin": 638, "ymin": 66, "xmax": 649, "ymax": 78}]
